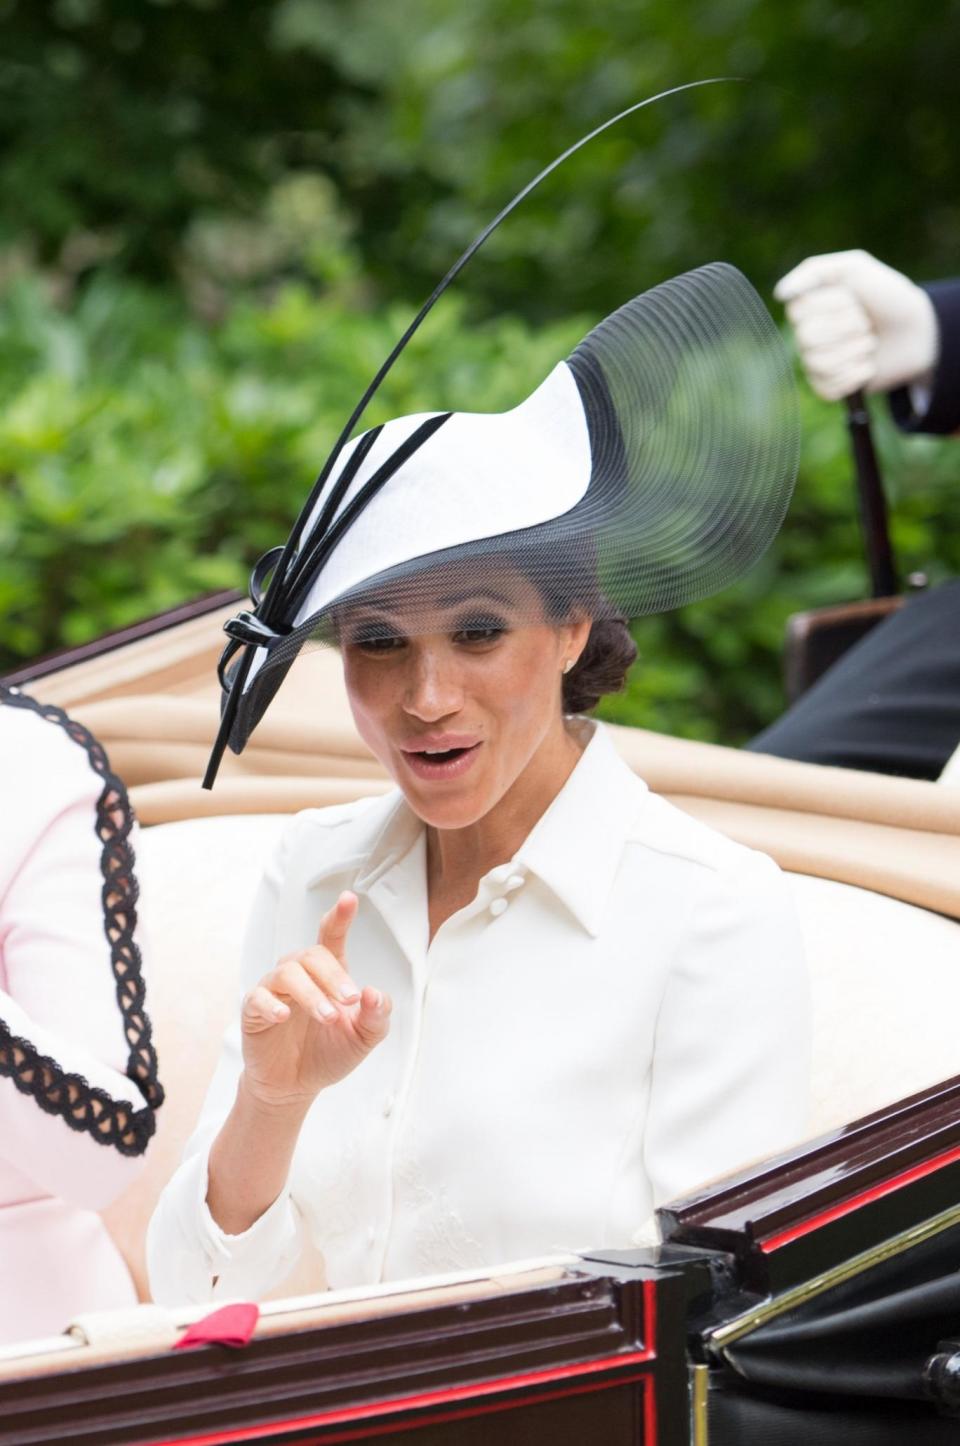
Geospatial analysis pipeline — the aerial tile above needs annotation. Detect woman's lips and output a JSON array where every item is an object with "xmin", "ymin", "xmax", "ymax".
[{"xmin": 400, "ymin": 740, "xmax": 482, "ymax": 781}]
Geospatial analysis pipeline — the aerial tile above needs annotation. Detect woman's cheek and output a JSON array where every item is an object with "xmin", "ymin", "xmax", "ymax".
[
  {"xmin": 488, "ymin": 647, "xmax": 556, "ymax": 740},
  {"xmin": 343, "ymin": 663, "xmax": 394, "ymax": 761}
]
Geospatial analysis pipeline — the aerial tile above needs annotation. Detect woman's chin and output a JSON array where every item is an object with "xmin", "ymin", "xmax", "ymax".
[{"xmin": 398, "ymin": 780, "xmax": 496, "ymax": 832}]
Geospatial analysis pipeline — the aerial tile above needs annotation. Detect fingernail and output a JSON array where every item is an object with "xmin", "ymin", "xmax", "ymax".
[
  {"xmin": 272, "ymin": 1003, "xmax": 287, "ymax": 1020},
  {"xmin": 371, "ymin": 989, "xmax": 383, "ymax": 1010},
  {"xmin": 315, "ymin": 999, "xmax": 336, "ymax": 1021},
  {"xmin": 339, "ymin": 978, "xmax": 361, "ymax": 1003}
]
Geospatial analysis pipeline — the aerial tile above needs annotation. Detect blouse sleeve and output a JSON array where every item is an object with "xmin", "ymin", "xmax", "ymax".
[
  {"xmin": 642, "ymin": 848, "xmax": 811, "ymax": 1211},
  {"xmin": 0, "ymin": 693, "xmax": 163, "ymax": 1211},
  {"xmin": 147, "ymin": 818, "xmax": 305, "ymax": 1306}
]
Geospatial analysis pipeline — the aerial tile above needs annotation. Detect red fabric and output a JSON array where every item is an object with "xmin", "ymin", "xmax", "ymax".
[{"xmin": 174, "ymin": 1302, "xmax": 260, "ymax": 1350}]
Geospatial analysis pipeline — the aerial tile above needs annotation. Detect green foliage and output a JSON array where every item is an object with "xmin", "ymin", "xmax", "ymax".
[
  {"xmin": 276, "ymin": 0, "xmax": 960, "ymax": 316},
  {"xmin": 0, "ymin": 0, "xmax": 359, "ymax": 280},
  {"xmin": 3, "ymin": 3, "xmax": 960, "ymax": 742},
  {"xmin": 3, "ymin": 2, "xmax": 960, "ymax": 317}
]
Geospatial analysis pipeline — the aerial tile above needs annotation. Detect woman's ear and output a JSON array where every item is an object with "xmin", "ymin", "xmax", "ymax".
[{"xmin": 561, "ymin": 614, "xmax": 593, "ymax": 671}]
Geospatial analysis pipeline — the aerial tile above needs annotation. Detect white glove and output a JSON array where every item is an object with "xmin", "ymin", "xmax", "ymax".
[{"xmin": 774, "ymin": 249, "xmax": 939, "ymax": 401}]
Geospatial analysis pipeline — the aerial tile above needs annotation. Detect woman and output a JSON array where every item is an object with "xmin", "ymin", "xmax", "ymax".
[
  {"xmin": 0, "ymin": 686, "xmax": 163, "ymax": 1342},
  {"xmin": 148, "ymin": 262, "xmax": 810, "ymax": 1304}
]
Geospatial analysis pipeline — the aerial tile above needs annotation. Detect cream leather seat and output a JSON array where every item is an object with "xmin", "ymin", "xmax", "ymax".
[
  {"xmin": 790, "ymin": 873, "xmax": 960, "ymax": 1133},
  {"xmin": 101, "ymin": 815, "xmax": 285, "ymax": 1301}
]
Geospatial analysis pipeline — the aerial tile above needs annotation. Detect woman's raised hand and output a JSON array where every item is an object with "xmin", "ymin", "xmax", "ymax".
[{"xmin": 240, "ymin": 892, "xmax": 392, "ymax": 1110}]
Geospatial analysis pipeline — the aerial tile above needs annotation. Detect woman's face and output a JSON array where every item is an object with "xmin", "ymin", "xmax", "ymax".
[{"xmin": 339, "ymin": 571, "xmax": 591, "ymax": 831}]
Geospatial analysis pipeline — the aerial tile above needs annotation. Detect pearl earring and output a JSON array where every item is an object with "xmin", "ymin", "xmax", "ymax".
[{"xmin": 562, "ymin": 659, "xmax": 575, "ymax": 675}]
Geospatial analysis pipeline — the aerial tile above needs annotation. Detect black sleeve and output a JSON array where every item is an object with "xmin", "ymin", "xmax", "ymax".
[{"xmin": 888, "ymin": 279, "xmax": 960, "ymax": 435}]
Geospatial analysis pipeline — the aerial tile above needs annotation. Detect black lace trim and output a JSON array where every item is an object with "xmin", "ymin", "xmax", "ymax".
[{"xmin": 0, "ymin": 685, "xmax": 164, "ymax": 1156}]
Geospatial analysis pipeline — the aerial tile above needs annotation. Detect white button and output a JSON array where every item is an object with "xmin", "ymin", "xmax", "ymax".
[
  {"xmin": 506, "ymin": 873, "xmax": 525, "ymax": 891},
  {"xmin": 382, "ymin": 1092, "xmax": 396, "ymax": 1118},
  {"xmin": 488, "ymin": 864, "xmax": 512, "ymax": 884},
  {"xmin": 489, "ymin": 897, "xmax": 508, "ymax": 918}
]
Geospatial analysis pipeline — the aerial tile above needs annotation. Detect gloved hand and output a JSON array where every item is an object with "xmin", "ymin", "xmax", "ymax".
[{"xmin": 774, "ymin": 249, "xmax": 939, "ymax": 401}]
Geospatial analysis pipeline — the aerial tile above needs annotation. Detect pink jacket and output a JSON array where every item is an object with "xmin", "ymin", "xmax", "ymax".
[{"xmin": 0, "ymin": 688, "xmax": 162, "ymax": 1343}]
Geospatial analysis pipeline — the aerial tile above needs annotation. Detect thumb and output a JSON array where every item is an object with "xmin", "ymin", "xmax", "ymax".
[{"xmin": 317, "ymin": 890, "xmax": 358, "ymax": 963}]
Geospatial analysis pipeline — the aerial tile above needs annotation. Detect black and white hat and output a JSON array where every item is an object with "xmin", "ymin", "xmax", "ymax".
[{"xmin": 205, "ymin": 93, "xmax": 799, "ymax": 786}]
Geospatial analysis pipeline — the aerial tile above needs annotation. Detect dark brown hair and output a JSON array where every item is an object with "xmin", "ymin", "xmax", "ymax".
[{"xmin": 561, "ymin": 617, "xmax": 637, "ymax": 714}]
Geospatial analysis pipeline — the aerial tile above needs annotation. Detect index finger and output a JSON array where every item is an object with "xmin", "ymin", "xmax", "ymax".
[
  {"xmin": 317, "ymin": 890, "xmax": 358, "ymax": 961},
  {"xmin": 774, "ymin": 252, "xmax": 865, "ymax": 304}
]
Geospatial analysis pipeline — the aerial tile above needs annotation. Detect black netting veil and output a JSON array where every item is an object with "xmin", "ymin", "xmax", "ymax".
[{"xmin": 219, "ymin": 262, "xmax": 798, "ymax": 757}]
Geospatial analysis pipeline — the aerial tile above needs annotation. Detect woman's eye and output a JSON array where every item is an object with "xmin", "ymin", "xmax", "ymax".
[
  {"xmin": 349, "ymin": 628, "xmax": 405, "ymax": 653},
  {"xmin": 452, "ymin": 617, "xmax": 507, "ymax": 646}
]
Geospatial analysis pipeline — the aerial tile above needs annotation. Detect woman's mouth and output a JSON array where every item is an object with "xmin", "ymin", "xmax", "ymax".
[{"xmin": 401, "ymin": 740, "xmax": 482, "ymax": 781}]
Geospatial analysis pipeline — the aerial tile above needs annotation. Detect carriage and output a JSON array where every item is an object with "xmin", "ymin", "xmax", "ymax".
[{"xmin": 1, "ymin": 577, "xmax": 958, "ymax": 1444}]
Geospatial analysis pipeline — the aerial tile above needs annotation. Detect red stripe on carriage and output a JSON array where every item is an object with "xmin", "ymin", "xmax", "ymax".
[
  {"xmin": 760, "ymin": 1141, "xmax": 960, "ymax": 1252},
  {"xmin": 149, "ymin": 1297, "xmax": 659, "ymax": 1446},
  {"xmin": 174, "ymin": 1372, "xmax": 656, "ymax": 1446},
  {"xmin": 643, "ymin": 1278, "xmax": 658, "ymax": 1443}
]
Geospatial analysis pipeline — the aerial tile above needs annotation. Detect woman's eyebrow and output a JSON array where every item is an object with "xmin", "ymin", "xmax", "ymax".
[
  {"xmin": 434, "ymin": 587, "xmax": 514, "ymax": 609},
  {"xmin": 341, "ymin": 587, "xmax": 515, "ymax": 629},
  {"xmin": 346, "ymin": 602, "xmax": 402, "ymax": 622},
  {"xmin": 342, "ymin": 609, "xmax": 402, "ymax": 630}
]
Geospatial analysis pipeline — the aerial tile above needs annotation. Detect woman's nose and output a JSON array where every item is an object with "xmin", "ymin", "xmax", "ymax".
[{"xmin": 402, "ymin": 647, "xmax": 463, "ymax": 722}]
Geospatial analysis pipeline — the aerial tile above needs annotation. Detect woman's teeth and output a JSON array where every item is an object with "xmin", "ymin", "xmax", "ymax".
[{"xmin": 403, "ymin": 741, "xmax": 480, "ymax": 779}]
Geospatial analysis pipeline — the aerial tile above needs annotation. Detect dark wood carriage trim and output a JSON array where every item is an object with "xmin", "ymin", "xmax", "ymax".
[
  {"xmin": 141, "ymin": 1345, "xmax": 657, "ymax": 1446},
  {"xmin": 0, "ymin": 1264, "xmax": 694, "ymax": 1446},
  {"xmin": 0, "ymin": 590, "xmax": 244, "ymax": 688},
  {"xmin": 782, "ymin": 594, "xmax": 904, "ymax": 702},
  {"xmin": 758, "ymin": 1139, "xmax": 960, "ymax": 1252},
  {"xmin": 659, "ymin": 1073, "xmax": 960, "ymax": 1294},
  {"xmin": 8, "ymin": 1074, "xmax": 960, "ymax": 1443}
]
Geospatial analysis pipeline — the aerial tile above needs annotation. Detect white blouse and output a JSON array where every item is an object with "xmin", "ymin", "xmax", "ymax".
[{"xmin": 148, "ymin": 723, "xmax": 810, "ymax": 1305}]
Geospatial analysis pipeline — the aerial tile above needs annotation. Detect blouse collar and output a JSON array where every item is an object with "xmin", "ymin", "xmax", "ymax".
[
  {"xmin": 346, "ymin": 722, "xmax": 648, "ymax": 940},
  {"xmin": 514, "ymin": 722, "xmax": 648, "ymax": 936}
]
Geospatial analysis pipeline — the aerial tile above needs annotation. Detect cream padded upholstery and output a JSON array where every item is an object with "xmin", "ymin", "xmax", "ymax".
[
  {"xmin": 793, "ymin": 874, "xmax": 960, "ymax": 1133},
  {"xmin": 101, "ymin": 816, "xmax": 285, "ymax": 1300},
  {"xmin": 103, "ymin": 810, "xmax": 960, "ymax": 1299}
]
